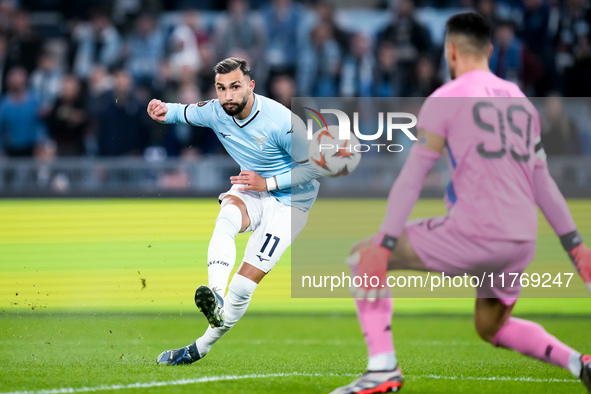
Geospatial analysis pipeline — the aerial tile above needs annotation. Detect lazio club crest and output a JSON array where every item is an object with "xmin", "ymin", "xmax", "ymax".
[{"xmin": 252, "ymin": 136, "xmax": 268, "ymax": 151}]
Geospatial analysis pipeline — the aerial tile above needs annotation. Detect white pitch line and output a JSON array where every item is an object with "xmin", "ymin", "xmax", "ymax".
[
  {"xmin": 0, "ymin": 373, "xmax": 350, "ymax": 394},
  {"xmin": 413, "ymin": 374, "xmax": 578, "ymax": 383},
  {"xmin": 0, "ymin": 372, "xmax": 579, "ymax": 394}
]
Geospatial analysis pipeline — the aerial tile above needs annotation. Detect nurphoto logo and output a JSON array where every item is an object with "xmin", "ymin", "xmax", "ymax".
[{"xmin": 304, "ymin": 107, "xmax": 417, "ymax": 153}]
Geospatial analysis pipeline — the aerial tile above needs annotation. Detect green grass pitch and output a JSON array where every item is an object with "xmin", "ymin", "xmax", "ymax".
[{"xmin": 1, "ymin": 198, "xmax": 590, "ymax": 393}]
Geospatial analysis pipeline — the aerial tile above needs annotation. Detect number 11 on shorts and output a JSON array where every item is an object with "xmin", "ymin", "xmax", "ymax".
[{"xmin": 260, "ymin": 233, "xmax": 280, "ymax": 258}]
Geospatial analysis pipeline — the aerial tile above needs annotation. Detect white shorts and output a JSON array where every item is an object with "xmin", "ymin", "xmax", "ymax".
[{"xmin": 219, "ymin": 185, "xmax": 309, "ymax": 273}]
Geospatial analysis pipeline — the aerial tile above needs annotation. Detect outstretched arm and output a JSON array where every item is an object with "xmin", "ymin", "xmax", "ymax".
[
  {"xmin": 533, "ymin": 145, "xmax": 591, "ymax": 289},
  {"xmin": 147, "ymin": 99, "xmax": 212, "ymax": 126}
]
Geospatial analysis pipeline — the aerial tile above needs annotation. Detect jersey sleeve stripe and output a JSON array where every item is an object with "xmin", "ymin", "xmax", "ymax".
[{"xmin": 184, "ymin": 105, "xmax": 196, "ymax": 127}]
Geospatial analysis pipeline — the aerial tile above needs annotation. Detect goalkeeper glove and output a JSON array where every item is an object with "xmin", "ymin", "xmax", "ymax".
[
  {"xmin": 560, "ymin": 230, "xmax": 591, "ymax": 291},
  {"xmin": 346, "ymin": 234, "xmax": 397, "ymax": 300}
]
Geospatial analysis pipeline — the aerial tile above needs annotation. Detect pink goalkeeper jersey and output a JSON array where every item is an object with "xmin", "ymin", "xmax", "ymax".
[{"xmin": 417, "ymin": 70, "xmax": 541, "ymax": 241}]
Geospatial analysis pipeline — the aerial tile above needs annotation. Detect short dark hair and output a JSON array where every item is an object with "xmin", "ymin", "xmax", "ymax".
[
  {"xmin": 213, "ymin": 57, "xmax": 251, "ymax": 78},
  {"xmin": 445, "ymin": 12, "xmax": 491, "ymax": 53}
]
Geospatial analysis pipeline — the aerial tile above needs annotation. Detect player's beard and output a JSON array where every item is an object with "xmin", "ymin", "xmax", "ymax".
[{"xmin": 222, "ymin": 94, "xmax": 249, "ymax": 116}]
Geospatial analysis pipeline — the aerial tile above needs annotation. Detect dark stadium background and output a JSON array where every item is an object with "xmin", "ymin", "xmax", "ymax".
[{"xmin": 0, "ymin": 0, "xmax": 589, "ymax": 198}]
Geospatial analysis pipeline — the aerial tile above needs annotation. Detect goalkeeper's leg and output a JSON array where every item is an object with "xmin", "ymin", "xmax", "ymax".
[{"xmin": 477, "ymin": 298, "xmax": 589, "ymax": 388}]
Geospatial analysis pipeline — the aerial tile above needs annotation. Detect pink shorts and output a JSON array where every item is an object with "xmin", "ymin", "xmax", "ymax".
[{"xmin": 405, "ymin": 215, "xmax": 536, "ymax": 305}]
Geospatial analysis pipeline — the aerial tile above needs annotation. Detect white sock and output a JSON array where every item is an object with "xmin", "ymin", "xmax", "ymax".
[
  {"xmin": 367, "ymin": 352, "xmax": 397, "ymax": 371},
  {"xmin": 568, "ymin": 351, "xmax": 583, "ymax": 377},
  {"xmin": 207, "ymin": 204, "xmax": 241, "ymax": 296},
  {"xmin": 195, "ymin": 274, "xmax": 258, "ymax": 356}
]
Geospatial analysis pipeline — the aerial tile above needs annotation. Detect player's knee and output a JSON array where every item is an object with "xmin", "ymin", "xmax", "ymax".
[
  {"xmin": 474, "ymin": 319, "xmax": 498, "ymax": 343},
  {"xmin": 474, "ymin": 313, "xmax": 507, "ymax": 344},
  {"xmin": 474, "ymin": 298, "xmax": 513, "ymax": 344},
  {"xmin": 220, "ymin": 196, "xmax": 250, "ymax": 232}
]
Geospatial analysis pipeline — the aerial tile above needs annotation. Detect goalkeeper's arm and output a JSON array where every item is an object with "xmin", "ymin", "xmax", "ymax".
[{"xmin": 532, "ymin": 148, "xmax": 591, "ymax": 289}]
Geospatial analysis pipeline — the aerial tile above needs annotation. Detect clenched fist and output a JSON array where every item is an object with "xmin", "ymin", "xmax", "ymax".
[{"xmin": 147, "ymin": 99, "xmax": 169, "ymax": 122}]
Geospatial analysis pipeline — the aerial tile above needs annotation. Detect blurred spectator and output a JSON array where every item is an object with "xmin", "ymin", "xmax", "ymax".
[
  {"xmin": 0, "ymin": 0, "xmax": 15, "ymax": 36},
  {"xmin": 111, "ymin": 0, "xmax": 165, "ymax": 33},
  {"xmin": 403, "ymin": 55, "xmax": 442, "ymax": 96},
  {"xmin": 378, "ymin": 0, "xmax": 432, "ymax": 75},
  {"xmin": 7, "ymin": 9, "xmax": 42, "ymax": 74},
  {"xmin": 555, "ymin": 0, "xmax": 591, "ymax": 96},
  {"xmin": 30, "ymin": 51, "xmax": 63, "ymax": 116},
  {"xmin": 168, "ymin": 11, "xmax": 203, "ymax": 80},
  {"xmin": 541, "ymin": 95, "xmax": 580, "ymax": 155},
  {"xmin": 373, "ymin": 41, "xmax": 403, "ymax": 97},
  {"xmin": 94, "ymin": 68, "xmax": 149, "ymax": 156},
  {"xmin": 340, "ymin": 32, "xmax": 374, "ymax": 97},
  {"xmin": 87, "ymin": 65, "xmax": 113, "ymax": 100},
  {"xmin": 182, "ymin": 9, "xmax": 215, "ymax": 87},
  {"xmin": 196, "ymin": 41, "xmax": 216, "ymax": 97},
  {"xmin": 72, "ymin": 9, "xmax": 122, "ymax": 79},
  {"xmin": 0, "ymin": 34, "xmax": 9, "ymax": 93},
  {"xmin": 85, "ymin": 65, "xmax": 113, "ymax": 155},
  {"xmin": 268, "ymin": 73, "xmax": 296, "ymax": 108},
  {"xmin": 520, "ymin": 0, "xmax": 555, "ymax": 95},
  {"xmin": 490, "ymin": 20, "xmax": 522, "ymax": 84},
  {"xmin": 0, "ymin": 0, "xmax": 586, "ymax": 163},
  {"xmin": 297, "ymin": 23, "xmax": 341, "ymax": 97},
  {"xmin": 262, "ymin": 0, "xmax": 305, "ymax": 76},
  {"xmin": 315, "ymin": 0, "xmax": 350, "ymax": 55},
  {"xmin": 123, "ymin": 13, "xmax": 164, "ymax": 87},
  {"xmin": 476, "ymin": 0, "xmax": 498, "ymax": 26},
  {"xmin": 490, "ymin": 19, "xmax": 544, "ymax": 93},
  {"xmin": 521, "ymin": 0, "xmax": 551, "ymax": 58},
  {"xmin": 184, "ymin": 8, "xmax": 211, "ymax": 47},
  {"xmin": 212, "ymin": 0, "xmax": 266, "ymax": 82},
  {"xmin": 46, "ymin": 74, "xmax": 88, "ymax": 156},
  {"xmin": 0, "ymin": 67, "xmax": 48, "ymax": 157}
]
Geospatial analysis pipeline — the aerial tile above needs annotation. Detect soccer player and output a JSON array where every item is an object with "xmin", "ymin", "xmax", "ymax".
[
  {"xmin": 331, "ymin": 12, "xmax": 591, "ymax": 394},
  {"xmin": 147, "ymin": 57, "xmax": 320, "ymax": 365}
]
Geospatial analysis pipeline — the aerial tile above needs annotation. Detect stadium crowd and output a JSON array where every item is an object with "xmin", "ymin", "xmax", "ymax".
[{"xmin": 0, "ymin": 0, "xmax": 589, "ymax": 159}]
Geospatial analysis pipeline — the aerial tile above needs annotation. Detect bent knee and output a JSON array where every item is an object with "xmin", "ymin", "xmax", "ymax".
[
  {"xmin": 221, "ymin": 196, "xmax": 250, "ymax": 232},
  {"xmin": 474, "ymin": 321, "xmax": 499, "ymax": 344},
  {"xmin": 474, "ymin": 298, "xmax": 512, "ymax": 344}
]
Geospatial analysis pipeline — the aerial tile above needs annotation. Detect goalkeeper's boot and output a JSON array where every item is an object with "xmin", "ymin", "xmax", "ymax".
[
  {"xmin": 329, "ymin": 367, "xmax": 403, "ymax": 394},
  {"xmin": 581, "ymin": 354, "xmax": 591, "ymax": 393},
  {"xmin": 156, "ymin": 341, "xmax": 201, "ymax": 366},
  {"xmin": 195, "ymin": 285, "xmax": 225, "ymax": 328}
]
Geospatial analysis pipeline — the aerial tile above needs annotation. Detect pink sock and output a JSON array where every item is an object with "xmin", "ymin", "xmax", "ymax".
[
  {"xmin": 355, "ymin": 296, "xmax": 394, "ymax": 357},
  {"xmin": 493, "ymin": 317, "xmax": 578, "ymax": 371}
]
